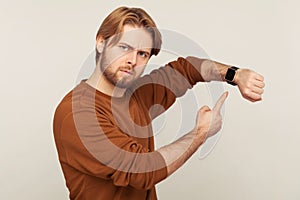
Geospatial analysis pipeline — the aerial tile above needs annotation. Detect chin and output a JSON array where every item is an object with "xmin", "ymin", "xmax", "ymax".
[{"xmin": 115, "ymin": 79, "xmax": 134, "ymax": 88}]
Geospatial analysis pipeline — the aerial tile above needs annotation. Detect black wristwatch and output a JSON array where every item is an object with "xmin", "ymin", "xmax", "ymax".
[{"xmin": 225, "ymin": 66, "xmax": 239, "ymax": 86}]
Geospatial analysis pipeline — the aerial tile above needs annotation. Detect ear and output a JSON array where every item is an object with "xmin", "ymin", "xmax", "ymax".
[{"xmin": 96, "ymin": 36, "xmax": 105, "ymax": 53}]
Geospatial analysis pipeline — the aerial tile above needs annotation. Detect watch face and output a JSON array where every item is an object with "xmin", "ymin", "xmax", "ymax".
[{"xmin": 225, "ymin": 68, "xmax": 236, "ymax": 81}]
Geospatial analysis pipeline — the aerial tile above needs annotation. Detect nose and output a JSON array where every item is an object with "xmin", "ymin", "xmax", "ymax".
[{"xmin": 126, "ymin": 50, "xmax": 137, "ymax": 67}]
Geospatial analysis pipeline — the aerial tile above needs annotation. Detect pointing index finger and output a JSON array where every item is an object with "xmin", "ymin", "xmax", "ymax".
[{"xmin": 213, "ymin": 91, "xmax": 228, "ymax": 112}]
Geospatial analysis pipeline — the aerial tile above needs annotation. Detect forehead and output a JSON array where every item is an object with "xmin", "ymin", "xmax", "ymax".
[{"xmin": 118, "ymin": 24, "xmax": 153, "ymax": 50}]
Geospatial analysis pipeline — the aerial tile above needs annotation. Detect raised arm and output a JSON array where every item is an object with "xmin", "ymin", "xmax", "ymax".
[
  {"xmin": 133, "ymin": 56, "xmax": 265, "ymax": 121},
  {"xmin": 186, "ymin": 56, "xmax": 265, "ymax": 102}
]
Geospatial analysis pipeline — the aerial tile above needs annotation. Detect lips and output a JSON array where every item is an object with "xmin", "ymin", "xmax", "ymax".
[{"xmin": 119, "ymin": 69, "xmax": 133, "ymax": 75}]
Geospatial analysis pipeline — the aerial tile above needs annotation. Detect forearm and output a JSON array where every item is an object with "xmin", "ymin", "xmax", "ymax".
[
  {"xmin": 157, "ymin": 128, "xmax": 207, "ymax": 176},
  {"xmin": 186, "ymin": 56, "xmax": 231, "ymax": 82}
]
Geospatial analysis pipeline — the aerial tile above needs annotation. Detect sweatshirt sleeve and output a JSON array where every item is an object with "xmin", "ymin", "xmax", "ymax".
[
  {"xmin": 132, "ymin": 56, "xmax": 205, "ymax": 119},
  {"xmin": 58, "ymin": 109, "xmax": 168, "ymax": 190}
]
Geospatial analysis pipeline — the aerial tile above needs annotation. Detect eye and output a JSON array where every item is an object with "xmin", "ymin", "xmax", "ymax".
[
  {"xmin": 119, "ymin": 44, "xmax": 129, "ymax": 51},
  {"xmin": 138, "ymin": 51, "xmax": 149, "ymax": 58}
]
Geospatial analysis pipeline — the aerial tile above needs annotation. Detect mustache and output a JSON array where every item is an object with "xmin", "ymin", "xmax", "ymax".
[
  {"xmin": 119, "ymin": 65, "xmax": 132, "ymax": 71},
  {"xmin": 118, "ymin": 65, "xmax": 135, "ymax": 75}
]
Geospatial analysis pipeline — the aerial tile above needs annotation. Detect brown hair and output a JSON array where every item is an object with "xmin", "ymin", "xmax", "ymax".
[{"xmin": 95, "ymin": 6, "xmax": 162, "ymax": 63}]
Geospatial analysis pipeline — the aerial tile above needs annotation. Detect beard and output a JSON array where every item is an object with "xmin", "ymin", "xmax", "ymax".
[
  {"xmin": 99, "ymin": 51, "xmax": 136, "ymax": 88},
  {"xmin": 102, "ymin": 65, "xmax": 135, "ymax": 88}
]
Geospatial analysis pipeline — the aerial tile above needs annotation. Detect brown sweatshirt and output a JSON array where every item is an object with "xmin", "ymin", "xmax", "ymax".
[{"xmin": 53, "ymin": 57, "xmax": 204, "ymax": 200}]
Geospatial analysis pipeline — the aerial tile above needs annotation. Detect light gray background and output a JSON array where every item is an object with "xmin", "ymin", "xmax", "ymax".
[{"xmin": 1, "ymin": 0, "xmax": 299, "ymax": 199}]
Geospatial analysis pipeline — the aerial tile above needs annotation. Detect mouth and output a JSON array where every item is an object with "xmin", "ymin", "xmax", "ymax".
[{"xmin": 119, "ymin": 69, "xmax": 133, "ymax": 75}]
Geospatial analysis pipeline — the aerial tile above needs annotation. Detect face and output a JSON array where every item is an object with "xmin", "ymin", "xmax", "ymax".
[{"xmin": 98, "ymin": 24, "xmax": 153, "ymax": 88}]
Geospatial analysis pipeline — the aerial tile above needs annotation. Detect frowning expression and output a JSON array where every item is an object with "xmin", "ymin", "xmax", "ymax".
[{"xmin": 99, "ymin": 24, "xmax": 153, "ymax": 88}]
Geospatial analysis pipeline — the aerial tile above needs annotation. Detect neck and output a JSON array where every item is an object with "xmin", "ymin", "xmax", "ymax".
[{"xmin": 86, "ymin": 66, "xmax": 126, "ymax": 98}]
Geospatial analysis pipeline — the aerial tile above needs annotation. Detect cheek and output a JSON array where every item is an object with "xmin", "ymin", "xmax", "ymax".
[
  {"xmin": 103, "ymin": 55, "xmax": 125, "ymax": 70},
  {"xmin": 134, "ymin": 65, "xmax": 146, "ymax": 76},
  {"xmin": 103, "ymin": 48, "xmax": 126, "ymax": 66},
  {"xmin": 109, "ymin": 47, "xmax": 128, "ymax": 61}
]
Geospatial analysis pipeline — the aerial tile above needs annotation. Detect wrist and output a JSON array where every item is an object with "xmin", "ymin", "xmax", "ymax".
[
  {"xmin": 225, "ymin": 66, "xmax": 239, "ymax": 86},
  {"xmin": 233, "ymin": 68, "xmax": 240, "ymax": 85},
  {"xmin": 193, "ymin": 127, "xmax": 208, "ymax": 145}
]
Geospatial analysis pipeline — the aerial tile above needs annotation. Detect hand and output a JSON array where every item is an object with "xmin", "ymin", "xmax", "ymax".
[
  {"xmin": 195, "ymin": 92, "xmax": 228, "ymax": 139},
  {"xmin": 234, "ymin": 69, "xmax": 265, "ymax": 102}
]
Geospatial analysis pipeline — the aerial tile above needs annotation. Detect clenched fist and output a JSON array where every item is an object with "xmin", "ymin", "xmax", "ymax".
[{"xmin": 234, "ymin": 69, "xmax": 265, "ymax": 102}]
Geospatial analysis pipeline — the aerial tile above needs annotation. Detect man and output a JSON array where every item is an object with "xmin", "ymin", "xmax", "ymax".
[{"xmin": 53, "ymin": 6, "xmax": 265, "ymax": 200}]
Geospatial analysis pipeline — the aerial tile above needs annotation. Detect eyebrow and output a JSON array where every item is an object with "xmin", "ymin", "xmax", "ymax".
[{"xmin": 119, "ymin": 42, "xmax": 151, "ymax": 55}]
